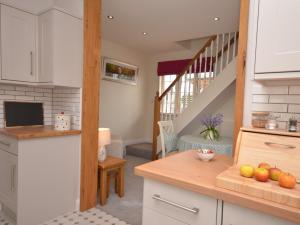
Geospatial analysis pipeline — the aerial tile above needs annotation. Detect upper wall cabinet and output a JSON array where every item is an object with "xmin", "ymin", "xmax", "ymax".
[
  {"xmin": 1, "ymin": 5, "xmax": 37, "ymax": 82},
  {"xmin": 38, "ymin": 9, "xmax": 83, "ymax": 87},
  {"xmin": 255, "ymin": 0, "xmax": 300, "ymax": 79}
]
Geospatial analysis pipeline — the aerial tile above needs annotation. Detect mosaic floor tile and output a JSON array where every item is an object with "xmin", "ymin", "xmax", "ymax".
[{"xmin": 0, "ymin": 208, "xmax": 130, "ymax": 225}]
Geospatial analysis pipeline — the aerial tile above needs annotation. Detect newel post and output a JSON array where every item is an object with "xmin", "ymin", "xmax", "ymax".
[{"xmin": 152, "ymin": 91, "xmax": 160, "ymax": 160}]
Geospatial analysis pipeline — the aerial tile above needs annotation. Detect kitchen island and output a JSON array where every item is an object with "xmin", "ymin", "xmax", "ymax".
[
  {"xmin": 135, "ymin": 150, "xmax": 300, "ymax": 225},
  {"xmin": 0, "ymin": 126, "xmax": 81, "ymax": 225}
]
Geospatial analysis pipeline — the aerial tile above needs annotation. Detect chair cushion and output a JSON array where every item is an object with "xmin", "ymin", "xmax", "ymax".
[{"xmin": 164, "ymin": 132, "xmax": 178, "ymax": 152}]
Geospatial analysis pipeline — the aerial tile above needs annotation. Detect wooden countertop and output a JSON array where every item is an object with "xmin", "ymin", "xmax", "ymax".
[
  {"xmin": 135, "ymin": 150, "xmax": 300, "ymax": 224},
  {"xmin": 0, "ymin": 125, "xmax": 81, "ymax": 139}
]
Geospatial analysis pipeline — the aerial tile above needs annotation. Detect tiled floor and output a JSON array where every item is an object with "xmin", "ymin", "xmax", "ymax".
[{"xmin": 0, "ymin": 208, "xmax": 130, "ymax": 225}]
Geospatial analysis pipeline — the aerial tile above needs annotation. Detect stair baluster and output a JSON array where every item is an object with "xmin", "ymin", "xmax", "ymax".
[{"xmin": 151, "ymin": 32, "xmax": 239, "ymax": 160}]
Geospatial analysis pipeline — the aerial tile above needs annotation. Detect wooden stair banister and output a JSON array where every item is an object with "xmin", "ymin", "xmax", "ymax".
[
  {"xmin": 159, "ymin": 35, "xmax": 217, "ymax": 101},
  {"xmin": 152, "ymin": 91, "xmax": 160, "ymax": 160},
  {"xmin": 152, "ymin": 32, "xmax": 239, "ymax": 160}
]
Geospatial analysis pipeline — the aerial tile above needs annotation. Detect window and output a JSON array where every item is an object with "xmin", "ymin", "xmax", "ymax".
[{"xmin": 159, "ymin": 72, "xmax": 214, "ymax": 117}]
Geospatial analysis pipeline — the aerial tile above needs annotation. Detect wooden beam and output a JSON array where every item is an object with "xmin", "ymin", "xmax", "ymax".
[
  {"xmin": 80, "ymin": 0, "xmax": 101, "ymax": 211},
  {"xmin": 233, "ymin": 0, "xmax": 250, "ymax": 156}
]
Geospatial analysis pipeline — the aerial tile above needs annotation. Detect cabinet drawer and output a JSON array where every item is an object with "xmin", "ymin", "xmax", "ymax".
[
  {"xmin": 238, "ymin": 132, "xmax": 300, "ymax": 179},
  {"xmin": 0, "ymin": 135, "xmax": 17, "ymax": 155},
  {"xmin": 143, "ymin": 207, "xmax": 188, "ymax": 225},
  {"xmin": 143, "ymin": 179, "xmax": 217, "ymax": 225}
]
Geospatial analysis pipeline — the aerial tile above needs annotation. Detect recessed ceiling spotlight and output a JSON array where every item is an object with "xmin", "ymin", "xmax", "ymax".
[
  {"xmin": 142, "ymin": 32, "xmax": 148, "ymax": 35},
  {"xmin": 107, "ymin": 15, "xmax": 114, "ymax": 19},
  {"xmin": 213, "ymin": 17, "xmax": 220, "ymax": 21}
]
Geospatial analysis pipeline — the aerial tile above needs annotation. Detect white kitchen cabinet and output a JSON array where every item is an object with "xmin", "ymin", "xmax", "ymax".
[
  {"xmin": 38, "ymin": 9, "xmax": 83, "ymax": 87},
  {"xmin": 0, "ymin": 149, "xmax": 17, "ymax": 214},
  {"xmin": 143, "ymin": 207, "xmax": 188, "ymax": 225},
  {"xmin": 142, "ymin": 179, "xmax": 217, "ymax": 225},
  {"xmin": 1, "ymin": 4, "xmax": 37, "ymax": 82},
  {"xmin": 222, "ymin": 202, "xmax": 298, "ymax": 225},
  {"xmin": 255, "ymin": 0, "xmax": 300, "ymax": 78},
  {"xmin": 0, "ymin": 133, "xmax": 81, "ymax": 225}
]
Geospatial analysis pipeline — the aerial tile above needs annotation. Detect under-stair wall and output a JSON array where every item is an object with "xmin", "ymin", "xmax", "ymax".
[{"xmin": 174, "ymin": 58, "xmax": 236, "ymax": 133}]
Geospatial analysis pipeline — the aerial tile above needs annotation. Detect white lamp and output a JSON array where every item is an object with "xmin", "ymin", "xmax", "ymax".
[{"xmin": 98, "ymin": 128, "xmax": 111, "ymax": 162}]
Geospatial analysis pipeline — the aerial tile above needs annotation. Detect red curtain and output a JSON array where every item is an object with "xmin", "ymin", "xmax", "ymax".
[{"xmin": 157, "ymin": 57, "xmax": 214, "ymax": 76}]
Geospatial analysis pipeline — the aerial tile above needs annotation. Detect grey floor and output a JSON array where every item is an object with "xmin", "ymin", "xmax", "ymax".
[{"xmin": 98, "ymin": 155, "xmax": 149, "ymax": 225}]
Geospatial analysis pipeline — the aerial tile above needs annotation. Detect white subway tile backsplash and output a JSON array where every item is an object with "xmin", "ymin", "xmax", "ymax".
[
  {"xmin": 5, "ymin": 90, "xmax": 25, "ymax": 96},
  {"xmin": 289, "ymin": 86, "xmax": 300, "ymax": 95},
  {"xmin": 252, "ymin": 83, "xmax": 300, "ymax": 130},
  {"xmin": 252, "ymin": 84, "xmax": 288, "ymax": 95},
  {"xmin": 0, "ymin": 84, "xmax": 81, "ymax": 129},
  {"xmin": 288, "ymin": 104, "xmax": 300, "ymax": 113},
  {"xmin": 252, "ymin": 95, "xmax": 269, "ymax": 103},
  {"xmin": 26, "ymin": 91, "xmax": 44, "ymax": 97},
  {"xmin": 16, "ymin": 96, "xmax": 35, "ymax": 101},
  {"xmin": 269, "ymin": 95, "xmax": 300, "ymax": 104},
  {"xmin": 0, "ymin": 95, "xmax": 15, "ymax": 100},
  {"xmin": 252, "ymin": 103, "xmax": 288, "ymax": 112}
]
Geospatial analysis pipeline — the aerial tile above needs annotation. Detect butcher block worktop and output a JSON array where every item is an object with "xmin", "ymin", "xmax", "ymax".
[
  {"xmin": 135, "ymin": 150, "xmax": 300, "ymax": 224},
  {"xmin": 0, "ymin": 125, "xmax": 81, "ymax": 139}
]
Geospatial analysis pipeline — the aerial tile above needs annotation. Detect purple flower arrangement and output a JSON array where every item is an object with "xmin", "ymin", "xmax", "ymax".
[{"xmin": 200, "ymin": 114, "xmax": 224, "ymax": 140}]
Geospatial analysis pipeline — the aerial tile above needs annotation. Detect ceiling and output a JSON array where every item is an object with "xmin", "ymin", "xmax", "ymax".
[{"xmin": 102, "ymin": 0, "xmax": 240, "ymax": 54}]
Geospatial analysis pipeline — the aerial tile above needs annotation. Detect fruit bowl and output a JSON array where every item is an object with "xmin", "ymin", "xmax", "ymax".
[{"xmin": 197, "ymin": 149, "xmax": 215, "ymax": 161}]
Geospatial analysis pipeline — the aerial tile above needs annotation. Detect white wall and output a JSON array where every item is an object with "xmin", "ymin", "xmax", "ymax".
[{"xmin": 100, "ymin": 39, "xmax": 151, "ymax": 144}]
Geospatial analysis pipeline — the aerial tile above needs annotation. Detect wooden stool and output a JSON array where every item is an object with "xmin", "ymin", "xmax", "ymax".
[{"xmin": 98, "ymin": 156, "xmax": 126, "ymax": 205}]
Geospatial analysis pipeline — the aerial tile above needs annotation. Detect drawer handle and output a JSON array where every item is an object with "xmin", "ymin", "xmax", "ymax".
[
  {"xmin": 152, "ymin": 194, "xmax": 199, "ymax": 214},
  {"xmin": 0, "ymin": 140, "xmax": 10, "ymax": 147},
  {"xmin": 11, "ymin": 165, "xmax": 16, "ymax": 192},
  {"xmin": 264, "ymin": 142, "xmax": 295, "ymax": 149}
]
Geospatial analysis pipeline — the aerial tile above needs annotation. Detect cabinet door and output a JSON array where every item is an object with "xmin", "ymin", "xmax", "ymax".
[
  {"xmin": 1, "ymin": 5, "xmax": 36, "ymax": 82},
  {"xmin": 0, "ymin": 150, "xmax": 17, "ymax": 213},
  {"xmin": 222, "ymin": 202, "xmax": 298, "ymax": 225},
  {"xmin": 255, "ymin": 0, "xmax": 300, "ymax": 74},
  {"xmin": 39, "ymin": 9, "xmax": 82, "ymax": 87},
  {"xmin": 143, "ymin": 207, "xmax": 188, "ymax": 225}
]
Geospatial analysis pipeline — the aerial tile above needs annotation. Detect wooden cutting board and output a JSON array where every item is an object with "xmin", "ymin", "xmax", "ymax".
[{"xmin": 216, "ymin": 166, "xmax": 300, "ymax": 208}]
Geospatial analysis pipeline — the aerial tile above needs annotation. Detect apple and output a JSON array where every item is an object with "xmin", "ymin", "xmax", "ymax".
[
  {"xmin": 258, "ymin": 162, "xmax": 271, "ymax": 170},
  {"xmin": 278, "ymin": 172, "xmax": 296, "ymax": 189},
  {"xmin": 240, "ymin": 164, "xmax": 255, "ymax": 178},
  {"xmin": 254, "ymin": 167, "xmax": 269, "ymax": 182},
  {"xmin": 269, "ymin": 167, "xmax": 282, "ymax": 181}
]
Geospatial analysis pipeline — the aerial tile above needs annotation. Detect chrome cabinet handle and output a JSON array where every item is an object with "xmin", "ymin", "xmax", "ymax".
[
  {"xmin": 11, "ymin": 165, "xmax": 16, "ymax": 192},
  {"xmin": 152, "ymin": 194, "xmax": 199, "ymax": 214},
  {"xmin": 30, "ymin": 51, "xmax": 33, "ymax": 75},
  {"xmin": 264, "ymin": 142, "xmax": 295, "ymax": 149},
  {"xmin": 0, "ymin": 140, "xmax": 10, "ymax": 147}
]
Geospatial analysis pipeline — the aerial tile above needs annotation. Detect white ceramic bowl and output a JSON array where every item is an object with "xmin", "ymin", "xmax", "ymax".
[{"xmin": 197, "ymin": 149, "xmax": 215, "ymax": 161}]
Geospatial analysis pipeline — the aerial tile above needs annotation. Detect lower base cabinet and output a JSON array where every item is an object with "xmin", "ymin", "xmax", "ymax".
[
  {"xmin": 143, "ymin": 208, "xmax": 188, "ymax": 225},
  {"xmin": 222, "ymin": 202, "xmax": 298, "ymax": 225},
  {"xmin": 142, "ymin": 179, "xmax": 299, "ymax": 225},
  {"xmin": 142, "ymin": 179, "xmax": 217, "ymax": 225},
  {"xmin": 0, "ymin": 134, "xmax": 81, "ymax": 225}
]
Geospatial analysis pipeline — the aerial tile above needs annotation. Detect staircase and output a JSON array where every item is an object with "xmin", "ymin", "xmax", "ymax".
[{"xmin": 152, "ymin": 32, "xmax": 239, "ymax": 160}]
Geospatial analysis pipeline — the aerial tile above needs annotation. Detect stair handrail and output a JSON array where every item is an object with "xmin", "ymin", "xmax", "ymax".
[
  {"xmin": 152, "ymin": 32, "xmax": 239, "ymax": 160},
  {"xmin": 159, "ymin": 35, "xmax": 217, "ymax": 101}
]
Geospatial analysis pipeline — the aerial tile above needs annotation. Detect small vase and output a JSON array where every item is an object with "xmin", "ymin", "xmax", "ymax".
[{"xmin": 98, "ymin": 146, "xmax": 107, "ymax": 162}]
